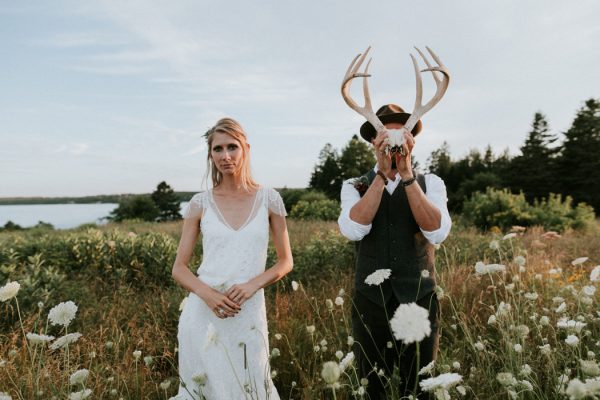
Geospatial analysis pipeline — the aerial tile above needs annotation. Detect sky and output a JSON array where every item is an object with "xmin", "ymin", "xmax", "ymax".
[{"xmin": 1, "ymin": 1, "xmax": 598, "ymax": 197}]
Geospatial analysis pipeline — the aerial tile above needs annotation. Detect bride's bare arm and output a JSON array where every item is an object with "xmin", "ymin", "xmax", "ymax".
[
  {"xmin": 172, "ymin": 215, "xmax": 240, "ymax": 318},
  {"xmin": 226, "ymin": 212, "xmax": 293, "ymax": 305}
]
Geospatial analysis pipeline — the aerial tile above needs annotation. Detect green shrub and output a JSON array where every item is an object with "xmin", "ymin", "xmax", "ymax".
[
  {"xmin": 463, "ymin": 188, "xmax": 595, "ymax": 231},
  {"xmin": 289, "ymin": 199, "xmax": 341, "ymax": 221}
]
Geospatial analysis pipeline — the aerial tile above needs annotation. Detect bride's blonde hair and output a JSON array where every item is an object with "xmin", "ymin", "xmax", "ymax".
[{"xmin": 204, "ymin": 118, "xmax": 258, "ymax": 192}]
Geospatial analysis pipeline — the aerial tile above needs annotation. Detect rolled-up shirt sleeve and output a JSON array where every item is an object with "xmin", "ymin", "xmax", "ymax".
[
  {"xmin": 337, "ymin": 179, "xmax": 372, "ymax": 241},
  {"xmin": 421, "ymin": 174, "xmax": 452, "ymax": 244}
]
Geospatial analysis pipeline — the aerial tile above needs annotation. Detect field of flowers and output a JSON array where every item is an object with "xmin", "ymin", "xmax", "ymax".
[{"xmin": 1, "ymin": 219, "xmax": 599, "ymax": 399}]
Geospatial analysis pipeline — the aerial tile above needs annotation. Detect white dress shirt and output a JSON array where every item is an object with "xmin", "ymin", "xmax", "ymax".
[{"xmin": 337, "ymin": 167, "xmax": 452, "ymax": 244}]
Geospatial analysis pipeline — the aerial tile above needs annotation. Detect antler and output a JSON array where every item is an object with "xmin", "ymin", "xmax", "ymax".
[
  {"xmin": 341, "ymin": 46, "xmax": 386, "ymax": 135},
  {"xmin": 403, "ymin": 46, "xmax": 450, "ymax": 133}
]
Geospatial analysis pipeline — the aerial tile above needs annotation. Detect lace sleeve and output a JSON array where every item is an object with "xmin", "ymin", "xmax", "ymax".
[
  {"xmin": 182, "ymin": 193, "xmax": 205, "ymax": 219},
  {"xmin": 267, "ymin": 188, "xmax": 287, "ymax": 217}
]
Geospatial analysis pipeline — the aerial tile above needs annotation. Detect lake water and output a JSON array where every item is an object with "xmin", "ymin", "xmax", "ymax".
[{"xmin": 0, "ymin": 202, "xmax": 189, "ymax": 230}]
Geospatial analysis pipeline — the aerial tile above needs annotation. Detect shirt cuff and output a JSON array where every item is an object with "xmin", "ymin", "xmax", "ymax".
[
  {"xmin": 420, "ymin": 210, "xmax": 452, "ymax": 245},
  {"xmin": 337, "ymin": 208, "xmax": 372, "ymax": 241}
]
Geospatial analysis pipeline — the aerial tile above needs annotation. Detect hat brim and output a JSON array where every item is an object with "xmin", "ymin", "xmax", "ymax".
[{"xmin": 359, "ymin": 113, "xmax": 422, "ymax": 142}]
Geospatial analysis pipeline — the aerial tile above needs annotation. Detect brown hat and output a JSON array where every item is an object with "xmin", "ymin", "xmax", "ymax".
[{"xmin": 359, "ymin": 104, "xmax": 423, "ymax": 142}]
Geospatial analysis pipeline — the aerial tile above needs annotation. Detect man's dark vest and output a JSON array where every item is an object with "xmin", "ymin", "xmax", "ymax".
[{"xmin": 354, "ymin": 170, "xmax": 436, "ymax": 307}]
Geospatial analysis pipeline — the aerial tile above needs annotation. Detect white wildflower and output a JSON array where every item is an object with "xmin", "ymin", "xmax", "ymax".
[
  {"xmin": 520, "ymin": 364, "xmax": 532, "ymax": 376},
  {"xmin": 514, "ymin": 325, "xmax": 530, "ymax": 338},
  {"xmin": 26, "ymin": 333, "xmax": 55, "ymax": 345},
  {"xmin": 334, "ymin": 297, "xmax": 344, "ymax": 306},
  {"xmin": 50, "ymin": 333, "xmax": 82, "ymax": 350},
  {"xmin": 475, "ymin": 261, "xmax": 506, "ymax": 275},
  {"xmin": 513, "ymin": 255, "xmax": 526, "ymax": 266},
  {"xmin": 389, "ymin": 302, "xmax": 431, "ymax": 344},
  {"xmin": 421, "ymin": 270, "xmax": 430, "ymax": 278},
  {"xmin": 539, "ymin": 344, "xmax": 552, "ymax": 355},
  {"xmin": 557, "ymin": 319, "xmax": 587, "ymax": 333},
  {"xmin": 339, "ymin": 352, "xmax": 355, "ymax": 372},
  {"xmin": 572, "ymin": 257, "xmax": 588, "ymax": 266},
  {"xmin": 565, "ymin": 378, "xmax": 588, "ymax": 399},
  {"xmin": 192, "ymin": 373, "xmax": 207, "ymax": 386},
  {"xmin": 203, "ymin": 323, "xmax": 218, "ymax": 350},
  {"xmin": 452, "ymin": 362, "xmax": 461, "ymax": 370},
  {"xmin": 320, "ymin": 339, "xmax": 328, "ymax": 347},
  {"xmin": 456, "ymin": 385, "xmax": 467, "ymax": 396},
  {"xmin": 69, "ymin": 369, "xmax": 89, "ymax": 386},
  {"xmin": 271, "ymin": 348, "xmax": 280, "ymax": 358},
  {"xmin": 335, "ymin": 350, "xmax": 343, "ymax": 360},
  {"xmin": 347, "ymin": 336, "xmax": 354, "ymax": 346},
  {"xmin": 496, "ymin": 302, "xmax": 512, "ymax": 318},
  {"xmin": 321, "ymin": 361, "xmax": 341, "ymax": 385},
  {"xmin": 489, "ymin": 240, "xmax": 500, "ymax": 250},
  {"xmin": 580, "ymin": 360, "xmax": 600, "ymax": 377},
  {"xmin": 68, "ymin": 389, "xmax": 92, "ymax": 400},
  {"xmin": 325, "ymin": 299, "xmax": 334, "ymax": 310},
  {"xmin": 520, "ymin": 380, "xmax": 533, "ymax": 391},
  {"xmin": 503, "ymin": 233, "xmax": 517, "ymax": 240},
  {"xmin": 555, "ymin": 302, "xmax": 567, "ymax": 313},
  {"xmin": 0, "ymin": 281, "xmax": 20, "ymax": 302},
  {"xmin": 582, "ymin": 286, "xmax": 596, "ymax": 297},
  {"xmin": 474, "ymin": 342, "xmax": 485, "ymax": 351},
  {"xmin": 590, "ymin": 266, "xmax": 600, "ymax": 282},
  {"xmin": 364, "ymin": 269, "xmax": 392, "ymax": 286},
  {"xmin": 48, "ymin": 301, "xmax": 78, "ymax": 327},
  {"xmin": 274, "ymin": 333, "xmax": 282, "ymax": 340},
  {"xmin": 419, "ymin": 360, "xmax": 435, "ymax": 376},
  {"xmin": 419, "ymin": 372, "xmax": 462, "ymax": 392},
  {"xmin": 291, "ymin": 281, "xmax": 299, "ymax": 291},
  {"xmin": 144, "ymin": 355, "xmax": 153, "ymax": 367},
  {"xmin": 513, "ymin": 343, "xmax": 523, "ymax": 353},
  {"xmin": 497, "ymin": 372, "xmax": 517, "ymax": 386},
  {"xmin": 524, "ymin": 292, "xmax": 538, "ymax": 301},
  {"xmin": 160, "ymin": 380, "xmax": 171, "ymax": 390},
  {"xmin": 487, "ymin": 315, "xmax": 497, "ymax": 325},
  {"xmin": 565, "ymin": 335, "xmax": 580, "ymax": 347},
  {"xmin": 553, "ymin": 296, "xmax": 565, "ymax": 304},
  {"xmin": 306, "ymin": 325, "xmax": 315, "ymax": 334}
]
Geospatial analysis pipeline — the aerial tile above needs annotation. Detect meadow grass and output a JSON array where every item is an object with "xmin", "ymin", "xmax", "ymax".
[{"xmin": 0, "ymin": 220, "xmax": 599, "ymax": 399}]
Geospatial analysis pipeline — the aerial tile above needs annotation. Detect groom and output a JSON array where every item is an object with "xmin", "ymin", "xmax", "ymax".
[{"xmin": 337, "ymin": 104, "xmax": 452, "ymax": 399}]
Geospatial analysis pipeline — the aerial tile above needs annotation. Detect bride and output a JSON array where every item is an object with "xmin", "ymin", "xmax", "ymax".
[{"xmin": 172, "ymin": 118, "xmax": 293, "ymax": 399}]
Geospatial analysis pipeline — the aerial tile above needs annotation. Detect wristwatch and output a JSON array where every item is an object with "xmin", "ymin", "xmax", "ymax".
[{"xmin": 402, "ymin": 176, "xmax": 416, "ymax": 187}]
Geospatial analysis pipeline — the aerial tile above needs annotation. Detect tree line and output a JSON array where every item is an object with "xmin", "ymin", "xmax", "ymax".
[{"xmin": 309, "ymin": 98, "xmax": 600, "ymax": 213}]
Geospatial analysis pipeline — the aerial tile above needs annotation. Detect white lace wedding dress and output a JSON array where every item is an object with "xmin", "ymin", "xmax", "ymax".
[{"xmin": 175, "ymin": 187, "xmax": 286, "ymax": 400}]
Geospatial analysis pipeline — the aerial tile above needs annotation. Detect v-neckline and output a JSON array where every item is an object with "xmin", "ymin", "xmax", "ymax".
[{"xmin": 208, "ymin": 187, "xmax": 262, "ymax": 232}]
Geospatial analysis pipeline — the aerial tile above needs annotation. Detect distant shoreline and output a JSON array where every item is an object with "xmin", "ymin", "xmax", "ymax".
[{"xmin": 0, "ymin": 192, "xmax": 197, "ymax": 205}]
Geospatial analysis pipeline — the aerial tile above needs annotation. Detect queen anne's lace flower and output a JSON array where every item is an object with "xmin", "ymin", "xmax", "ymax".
[
  {"xmin": 565, "ymin": 335, "xmax": 580, "ymax": 347},
  {"xmin": 68, "ymin": 389, "xmax": 92, "ymax": 400},
  {"xmin": 50, "ymin": 333, "xmax": 82, "ymax": 350},
  {"xmin": 590, "ymin": 266, "xmax": 600, "ymax": 282},
  {"xmin": 69, "ymin": 369, "xmax": 89, "ymax": 386},
  {"xmin": 364, "ymin": 269, "xmax": 391, "ymax": 285},
  {"xmin": 572, "ymin": 257, "xmax": 589, "ymax": 266},
  {"xmin": 48, "ymin": 301, "xmax": 78, "ymax": 327},
  {"xmin": 339, "ymin": 352, "xmax": 354, "ymax": 372},
  {"xmin": 497, "ymin": 372, "xmax": 517, "ymax": 387},
  {"xmin": 419, "ymin": 372, "xmax": 462, "ymax": 391},
  {"xmin": 26, "ymin": 333, "xmax": 55, "ymax": 345},
  {"xmin": 390, "ymin": 302, "xmax": 431, "ymax": 344},
  {"xmin": 0, "ymin": 281, "xmax": 20, "ymax": 302},
  {"xmin": 475, "ymin": 262, "xmax": 506, "ymax": 275},
  {"xmin": 321, "ymin": 361, "xmax": 341, "ymax": 385}
]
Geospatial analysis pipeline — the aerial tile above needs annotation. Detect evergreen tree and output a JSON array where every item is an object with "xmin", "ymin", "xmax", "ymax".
[
  {"xmin": 151, "ymin": 181, "xmax": 182, "ymax": 221},
  {"xmin": 338, "ymin": 134, "xmax": 376, "ymax": 181},
  {"xmin": 558, "ymin": 98, "xmax": 600, "ymax": 211},
  {"xmin": 309, "ymin": 143, "xmax": 341, "ymax": 199},
  {"xmin": 109, "ymin": 195, "xmax": 159, "ymax": 222},
  {"xmin": 509, "ymin": 112, "xmax": 558, "ymax": 201}
]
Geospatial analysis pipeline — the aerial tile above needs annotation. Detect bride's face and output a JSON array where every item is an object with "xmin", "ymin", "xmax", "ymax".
[{"xmin": 210, "ymin": 132, "xmax": 246, "ymax": 175}]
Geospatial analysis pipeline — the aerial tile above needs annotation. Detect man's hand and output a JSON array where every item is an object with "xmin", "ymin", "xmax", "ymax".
[
  {"xmin": 395, "ymin": 129, "xmax": 415, "ymax": 180},
  {"xmin": 372, "ymin": 131, "xmax": 393, "ymax": 175}
]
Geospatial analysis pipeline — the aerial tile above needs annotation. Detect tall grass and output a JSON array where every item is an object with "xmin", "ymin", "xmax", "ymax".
[{"xmin": 1, "ymin": 220, "xmax": 599, "ymax": 399}]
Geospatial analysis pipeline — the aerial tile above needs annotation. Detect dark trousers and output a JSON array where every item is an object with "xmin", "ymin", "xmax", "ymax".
[{"xmin": 352, "ymin": 290, "xmax": 440, "ymax": 400}]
